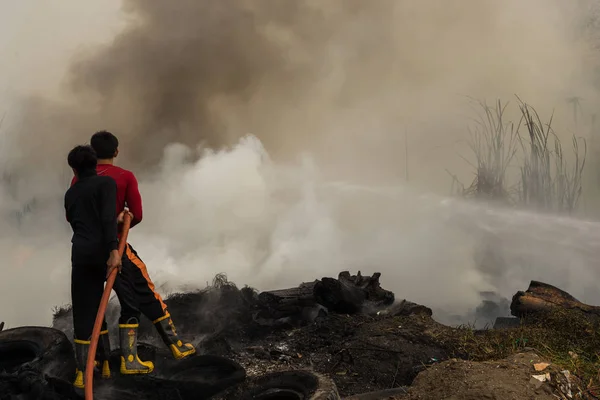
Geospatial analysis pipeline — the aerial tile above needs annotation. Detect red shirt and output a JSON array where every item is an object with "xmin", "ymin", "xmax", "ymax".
[{"xmin": 71, "ymin": 164, "xmax": 143, "ymax": 229}]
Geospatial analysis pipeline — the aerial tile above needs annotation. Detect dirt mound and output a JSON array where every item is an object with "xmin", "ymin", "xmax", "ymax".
[{"xmin": 402, "ymin": 351, "xmax": 590, "ymax": 400}]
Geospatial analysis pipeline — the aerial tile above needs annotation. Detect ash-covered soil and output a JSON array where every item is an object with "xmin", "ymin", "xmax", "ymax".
[
  {"xmin": 48, "ymin": 273, "xmax": 598, "ymax": 399},
  {"xmin": 53, "ymin": 273, "xmax": 446, "ymax": 396},
  {"xmin": 223, "ymin": 313, "xmax": 447, "ymax": 396}
]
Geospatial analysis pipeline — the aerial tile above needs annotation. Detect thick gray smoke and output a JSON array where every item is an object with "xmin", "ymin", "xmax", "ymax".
[{"xmin": 1, "ymin": 0, "xmax": 600, "ymax": 328}]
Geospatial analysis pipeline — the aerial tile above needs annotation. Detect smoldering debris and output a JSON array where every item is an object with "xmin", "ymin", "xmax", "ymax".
[
  {"xmin": 475, "ymin": 291, "xmax": 512, "ymax": 323},
  {"xmin": 437, "ymin": 290, "xmax": 512, "ymax": 329},
  {"xmin": 52, "ymin": 271, "xmax": 395, "ymax": 344},
  {"xmin": 4, "ymin": 274, "xmax": 600, "ymax": 398},
  {"xmin": 255, "ymin": 271, "xmax": 395, "ymax": 327},
  {"xmin": 50, "ymin": 270, "xmax": 443, "ymax": 397}
]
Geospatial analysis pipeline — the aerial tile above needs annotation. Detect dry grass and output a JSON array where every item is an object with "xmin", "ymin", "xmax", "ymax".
[
  {"xmin": 517, "ymin": 97, "xmax": 587, "ymax": 214},
  {"xmin": 455, "ymin": 97, "xmax": 587, "ymax": 214},
  {"xmin": 460, "ymin": 99, "xmax": 519, "ymax": 202}
]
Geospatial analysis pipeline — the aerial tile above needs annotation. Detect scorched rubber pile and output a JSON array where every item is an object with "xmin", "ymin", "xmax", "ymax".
[{"xmin": 1, "ymin": 273, "xmax": 599, "ymax": 399}]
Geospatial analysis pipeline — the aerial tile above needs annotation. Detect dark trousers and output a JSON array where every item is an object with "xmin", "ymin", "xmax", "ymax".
[
  {"xmin": 71, "ymin": 243, "xmax": 168, "ymax": 340},
  {"xmin": 71, "ymin": 264, "xmax": 109, "ymax": 341},
  {"xmin": 113, "ymin": 243, "xmax": 168, "ymax": 324}
]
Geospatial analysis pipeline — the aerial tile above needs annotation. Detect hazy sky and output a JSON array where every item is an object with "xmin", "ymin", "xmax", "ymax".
[{"xmin": 0, "ymin": 0, "xmax": 123, "ymax": 100}]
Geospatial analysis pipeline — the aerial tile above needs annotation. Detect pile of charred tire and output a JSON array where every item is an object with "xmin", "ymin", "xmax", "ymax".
[
  {"xmin": 0, "ymin": 271, "xmax": 395, "ymax": 400},
  {"xmin": 0, "ymin": 324, "xmax": 339, "ymax": 400}
]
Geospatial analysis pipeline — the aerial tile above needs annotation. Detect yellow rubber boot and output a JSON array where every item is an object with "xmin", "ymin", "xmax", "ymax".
[
  {"xmin": 118, "ymin": 318, "xmax": 154, "ymax": 375},
  {"xmin": 153, "ymin": 313, "xmax": 196, "ymax": 360},
  {"xmin": 73, "ymin": 339, "xmax": 90, "ymax": 390}
]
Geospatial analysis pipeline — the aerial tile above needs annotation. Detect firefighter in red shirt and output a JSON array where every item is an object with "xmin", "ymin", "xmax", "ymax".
[{"xmin": 71, "ymin": 131, "xmax": 196, "ymax": 376}]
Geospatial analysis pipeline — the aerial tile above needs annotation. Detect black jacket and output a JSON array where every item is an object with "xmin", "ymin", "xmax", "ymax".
[{"xmin": 65, "ymin": 169, "xmax": 118, "ymax": 265}]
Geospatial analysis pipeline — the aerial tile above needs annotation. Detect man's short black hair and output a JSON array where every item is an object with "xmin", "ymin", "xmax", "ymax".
[
  {"xmin": 68, "ymin": 145, "xmax": 97, "ymax": 174},
  {"xmin": 90, "ymin": 130, "xmax": 119, "ymax": 159}
]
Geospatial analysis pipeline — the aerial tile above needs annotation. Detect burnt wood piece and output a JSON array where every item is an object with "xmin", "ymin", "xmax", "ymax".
[
  {"xmin": 258, "ymin": 271, "xmax": 395, "ymax": 318},
  {"xmin": 511, "ymin": 280, "xmax": 600, "ymax": 318},
  {"xmin": 314, "ymin": 271, "xmax": 395, "ymax": 314}
]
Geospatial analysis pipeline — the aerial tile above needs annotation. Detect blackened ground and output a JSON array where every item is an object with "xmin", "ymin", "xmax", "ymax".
[
  {"xmin": 0, "ymin": 327, "xmax": 79, "ymax": 400},
  {"xmin": 0, "ymin": 327, "xmax": 76, "ymax": 381},
  {"xmin": 221, "ymin": 370, "xmax": 341, "ymax": 400},
  {"xmin": 0, "ymin": 340, "xmax": 247, "ymax": 400},
  {"xmin": 0, "ymin": 369, "xmax": 76, "ymax": 400},
  {"xmin": 52, "ymin": 274, "xmax": 259, "ymax": 349},
  {"xmin": 219, "ymin": 313, "xmax": 448, "ymax": 396},
  {"xmin": 52, "ymin": 274, "xmax": 441, "ymax": 396},
  {"xmin": 147, "ymin": 303, "xmax": 448, "ymax": 396},
  {"xmin": 34, "ymin": 276, "xmax": 600, "ymax": 398},
  {"xmin": 52, "ymin": 271, "xmax": 395, "ymax": 348},
  {"xmin": 99, "ymin": 347, "xmax": 246, "ymax": 400}
]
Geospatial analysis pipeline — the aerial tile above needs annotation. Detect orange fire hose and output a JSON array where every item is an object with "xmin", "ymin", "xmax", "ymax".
[{"xmin": 85, "ymin": 212, "xmax": 132, "ymax": 400}]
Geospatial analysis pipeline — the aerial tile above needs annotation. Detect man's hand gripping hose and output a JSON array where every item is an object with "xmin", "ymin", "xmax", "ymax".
[{"xmin": 85, "ymin": 212, "xmax": 131, "ymax": 400}]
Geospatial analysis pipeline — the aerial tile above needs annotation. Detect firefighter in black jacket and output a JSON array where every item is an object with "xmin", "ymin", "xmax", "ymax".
[{"xmin": 64, "ymin": 145, "xmax": 153, "ymax": 390}]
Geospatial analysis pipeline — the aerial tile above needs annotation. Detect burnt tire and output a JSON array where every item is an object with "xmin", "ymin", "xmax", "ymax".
[
  {"xmin": 0, "ymin": 369, "xmax": 80, "ymax": 400},
  {"xmin": 0, "ymin": 326, "xmax": 75, "ymax": 381},
  {"xmin": 240, "ymin": 370, "xmax": 340, "ymax": 400},
  {"xmin": 107, "ymin": 354, "xmax": 246, "ymax": 400},
  {"xmin": 164, "ymin": 355, "xmax": 246, "ymax": 398}
]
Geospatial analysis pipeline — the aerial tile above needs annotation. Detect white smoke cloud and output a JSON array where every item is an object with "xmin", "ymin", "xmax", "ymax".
[
  {"xmin": 5, "ymin": 130, "xmax": 600, "ymax": 329},
  {"xmin": 4, "ymin": 0, "xmax": 600, "ymax": 330}
]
